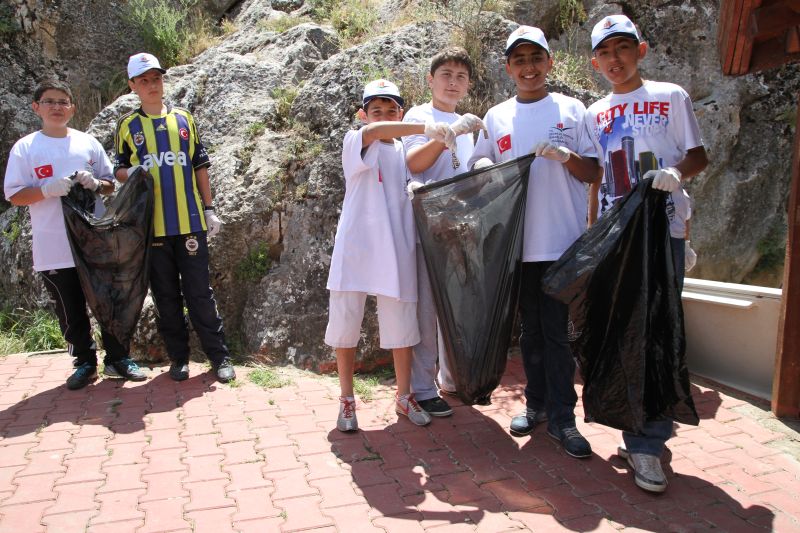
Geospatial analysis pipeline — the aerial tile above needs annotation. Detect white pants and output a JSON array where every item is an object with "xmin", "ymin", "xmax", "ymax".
[
  {"xmin": 410, "ymin": 245, "xmax": 456, "ymax": 401},
  {"xmin": 325, "ymin": 290, "xmax": 419, "ymax": 349}
]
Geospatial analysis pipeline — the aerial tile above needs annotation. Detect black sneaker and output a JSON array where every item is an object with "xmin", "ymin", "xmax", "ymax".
[
  {"xmin": 416, "ymin": 396, "xmax": 453, "ymax": 417},
  {"xmin": 169, "ymin": 361, "xmax": 190, "ymax": 381},
  {"xmin": 103, "ymin": 358, "xmax": 147, "ymax": 381},
  {"xmin": 509, "ymin": 408, "xmax": 547, "ymax": 436},
  {"xmin": 213, "ymin": 358, "xmax": 236, "ymax": 383},
  {"xmin": 67, "ymin": 362, "xmax": 97, "ymax": 390},
  {"xmin": 547, "ymin": 423, "xmax": 592, "ymax": 458}
]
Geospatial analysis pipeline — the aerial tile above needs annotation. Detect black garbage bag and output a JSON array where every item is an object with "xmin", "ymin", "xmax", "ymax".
[
  {"xmin": 541, "ymin": 178, "xmax": 698, "ymax": 433},
  {"xmin": 412, "ymin": 154, "xmax": 534, "ymax": 405},
  {"xmin": 61, "ymin": 168, "xmax": 154, "ymax": 350}
]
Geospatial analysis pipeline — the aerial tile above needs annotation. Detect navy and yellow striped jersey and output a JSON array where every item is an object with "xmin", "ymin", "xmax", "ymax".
[{"xmin": 114, "ymin": 106, "xmax": 211, "ymax": 237}]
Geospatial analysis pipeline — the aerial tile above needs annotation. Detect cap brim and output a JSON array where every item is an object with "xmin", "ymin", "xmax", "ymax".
[
  {"xmin": 592, "ymin": 31, "xmax": 639, "ymax": 50},
  {"xmin": 363, "ymin": 94, "xmax": 404, "ymax": 108},
  {"xmin": 129, "ymin": 67, "xmax": 167, "ymax": 79},
  {"xmin": 504, "ymin": 39, "xmax": 548, "ymax": 56}
]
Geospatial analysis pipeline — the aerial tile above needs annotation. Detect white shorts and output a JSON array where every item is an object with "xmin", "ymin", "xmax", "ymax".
[{"xmin": 325, "ymin": 290, "xmax": 420, "ymax": 349}]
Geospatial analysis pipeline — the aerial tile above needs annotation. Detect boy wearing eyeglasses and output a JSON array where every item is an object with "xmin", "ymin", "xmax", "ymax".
[{"xmin": 3, "ymin": 79, "xmax": 147, "ymax": 389}]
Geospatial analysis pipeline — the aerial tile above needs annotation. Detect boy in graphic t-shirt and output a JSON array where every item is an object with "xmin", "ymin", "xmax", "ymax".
[
  {"xmin": 402, "ymin": 46, "xmax": 487, "ymax": 417},
  {"xmin": 468, "ymin": 27, "xmax": 601, "ymax": 459},
  {"xmin": 584, "ymin": 14, "xmax": 709, "ymax": 494},
  {"xmin": 4, "ymin": 79, "xmax": 147, "ymax": 390},
  {"xmin": 325, "ymin": 79, "xmax": 459, "ymax": 432}
]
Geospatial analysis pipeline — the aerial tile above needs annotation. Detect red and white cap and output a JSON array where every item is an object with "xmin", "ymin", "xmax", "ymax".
[
  {"xmin": 362, "ymin": 79, "xmax": 404, "ymax": 108},
  {"xmin": 505, "ymin": 25, "xmax": 549, "ymax": 56},
  {"xmin": 591, "ymin": 15, "xmax": 640, "ymax": 51},
  {"xmin": 127, "ymin": 53, "xmax": 166, "ymax": 79}
]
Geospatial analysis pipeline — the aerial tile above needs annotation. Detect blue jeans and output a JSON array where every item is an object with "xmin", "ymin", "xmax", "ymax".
[
  {"xmin": 622, "ymin": 237, "xmax": 685, "ymax": 456},
  {"xmin": 519, "ymin": 261, "xmax": 577, "ymax": 431}
]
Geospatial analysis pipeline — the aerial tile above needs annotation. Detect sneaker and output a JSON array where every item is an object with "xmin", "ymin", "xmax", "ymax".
[
  {"xmin": 509, "ymin": 408, "xmax": 547, "ymax": 436},
  {"xmin": 416, "ymin": 396, "xmax": 453, "ymax": 417},
  {"xmin": 66, "ymin": 362, "xmax": 97, "ymax": 390},
  {"xmin": 547, "ymin": 423, "xmax": 592, "ymax": 458},
  {"xmin": 214, "ymin": 358, "xmax": 236, "ymax": 383},
  {"xmin": 103, "ymin": 358, "xmax": 147, "ymax": 381},
  {"xmin": 169, "ymin": 361, "xmax": 189, "ymax": 381},
  {"xmin": 395, "ymin": 394, "xmax": 431, "ymax": 426},
  {"xmin": 337, "ymin": 396, "xmax": 358, "ymax": 432},
  {"xmin": 626, "ymin": 452, "xmax": 668, "ymax": 493}
]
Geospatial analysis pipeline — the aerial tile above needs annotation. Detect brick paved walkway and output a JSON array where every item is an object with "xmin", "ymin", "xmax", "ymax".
[{"xmin": 0, "ymin": 352, "xmax": 798, "ymax": 532}]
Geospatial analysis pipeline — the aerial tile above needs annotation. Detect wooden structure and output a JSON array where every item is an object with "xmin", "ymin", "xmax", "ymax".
[{"xmin": 718, "ymin": 0, "xmax": 800, "ymax": 417}]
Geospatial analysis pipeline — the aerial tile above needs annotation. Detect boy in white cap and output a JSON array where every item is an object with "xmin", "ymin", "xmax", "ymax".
[
  {"xmin": 402, "ymin": 46, "xmax": 487, "ymax": 417},
  {"xmin": 468, "ymin": 27, "xmax": 601, "ymax": 458},
  {"xmin": 4, "ymin": 79, "xmax": 147, "ymax": 389},
  {"xmin": 326, "ymin": 79, "xmax": 457, "ymax": 431},
  {"xmin": 585, "ymin": 14, "xmax": 708, "ymax": 493},
  {"xmin": 114, "ymin": 53, "xmax": 235, "ymax": 383}
]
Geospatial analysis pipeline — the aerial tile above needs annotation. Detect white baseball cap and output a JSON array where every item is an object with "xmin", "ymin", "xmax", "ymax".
[
  {"xmin": 591, "ymin": 15, "xmax": 640, "ymax": 51},
  {"xmin": 362, "ymin": 79, "xmax": 404, "ymax": 108},
  {"xmin": 505, "ymin": 26, "xmax": 550, "ymax": 56},
  {"xmin": 127, "ymin": 53, "xmax": 167, "ymax": 79}
]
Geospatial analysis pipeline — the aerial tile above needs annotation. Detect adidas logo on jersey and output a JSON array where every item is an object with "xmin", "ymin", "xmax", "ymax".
[
  {"xmin": 156, "ymin": 124, "xmax": 167, "ymax": 131},
  {"xmin": 141, "ymin": 151, "xmax": 188, "ymax": 169}
]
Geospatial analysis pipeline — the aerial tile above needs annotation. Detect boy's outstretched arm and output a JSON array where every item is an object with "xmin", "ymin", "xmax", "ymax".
[
  {"xmin": 673, "ymin": 146, "xmax": 708, "ymax": 180},
  {"xmin": 647, "ymin": 146, "xmax": 708, "ymax": 191},
  {"xmin": 406, "ymin": 113, "xmax": 487, "ymax": 174},
  {"xmin": 362, "ymin": 122, "xmax": 454, "ymax": 148}
]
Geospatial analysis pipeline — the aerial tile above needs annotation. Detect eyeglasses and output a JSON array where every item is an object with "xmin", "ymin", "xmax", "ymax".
[{"xmin": 38, "ymin": 99, "xmax": 72, "ymax": 107}]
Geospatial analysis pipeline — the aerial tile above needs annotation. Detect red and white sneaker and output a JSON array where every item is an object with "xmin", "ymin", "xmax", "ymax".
[
  {"xmin": 395, "ymin": 393, "xmax": 431, "ymax": 426},
  {"xmin": 337, "ymin": 396, "xmax": 358, "ymax": 432}
]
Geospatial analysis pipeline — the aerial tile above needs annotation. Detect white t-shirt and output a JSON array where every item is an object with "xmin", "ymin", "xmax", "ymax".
[
  {"xmin": 469, "ymin": 93, "xmax": 597, "ymax": 262},
  {"xmin": 4, "ymin": 128, "xmax": 113, "ymax": 271},
  {"xmin": 402, "ymin": 102, "xmax": 475, "ymax": 185},
  {"xmin": 585, "ymin": 80, "xmax": 702, "ymax": 238},
  {"xmin": 327, "ymin": 127, "xmax": 417, "ymax": 302}
]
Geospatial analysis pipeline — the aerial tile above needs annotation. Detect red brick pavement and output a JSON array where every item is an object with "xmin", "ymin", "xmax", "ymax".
[{"xmin": 0, "ymin": 352, "xmax": 798, "ymax": 532}]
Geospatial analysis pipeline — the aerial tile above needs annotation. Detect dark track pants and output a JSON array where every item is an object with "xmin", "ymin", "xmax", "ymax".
[
  {"xmin": 149, "ymin": 233, "xmax": 229, "ymax": 365},
  {"xmin": 40, "ymin": 267, "xmax": 127, "ymax": 365}
]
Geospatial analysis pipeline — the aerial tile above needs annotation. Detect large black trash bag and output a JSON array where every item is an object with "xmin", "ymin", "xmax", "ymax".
[
  {"xmin": 542, "ymin": 178, "xmax": 698, "ymax": 433},
  {"xmin": 412, "ymin": 154, "xmax": 534, "ymax": 405},
  {"xmin": 61, "ymin": 168, "xmax": 155, "ymax": 350}
]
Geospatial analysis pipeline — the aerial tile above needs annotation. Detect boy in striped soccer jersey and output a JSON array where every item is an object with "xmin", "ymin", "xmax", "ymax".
[{"xmin": 114, "ymin": 52, "xmax": 235, "ymax": 383}]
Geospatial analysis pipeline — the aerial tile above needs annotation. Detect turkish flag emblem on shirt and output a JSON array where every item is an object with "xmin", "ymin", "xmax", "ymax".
[
  {"xmin": 34, "ymin": 165, "xmax": 54, "ymax": 179},
  {"xmin": 497, "ymin": 134, "xmax": 512, "ymax": 154}
]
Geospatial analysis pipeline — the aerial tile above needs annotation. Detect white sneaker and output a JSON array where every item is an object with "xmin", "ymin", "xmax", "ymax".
[
  {"xmin": 627, "ymin": 452, "xmax": 667, "ymax": 493},
  {"xmin": 337, "ymin": 396, "xmax": 358, "ymax": 432},
  {"xmin": 395, "ymin": 394, "xmax": 431, "ymax": 426}
]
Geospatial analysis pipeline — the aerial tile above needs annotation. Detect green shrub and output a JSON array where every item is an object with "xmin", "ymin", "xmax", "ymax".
[
  {"xmin": 271, "ymin": 87, "xmax": 299, "ymax": 130},
  {"xmin": 0, "ymin": 308, "xmax": 65, "ymax": 355},
  {"xmin": 0, "ymin": 2, "xmax": 19, "ymax": 37},
  {"xmin": 550, "ymin": 50, "xmax": 599, "ymax": 93},
  {"xmin": 330, "ymin": 0, "xmax": 378, "ymax": 45},
  {"xmin": 249, "ymin": 366, "xmax": 292, "ymax": 388},
  {"xmin": 236, "ymin": 242, "xmax": 272, "ymax": 281},
  {"xmin": 123, "ymin": 0, "xmax": 191, "ymax": 67},
  {"xmin": 259, "ymin": 15, "xmax": 312, "ymax": 33}
]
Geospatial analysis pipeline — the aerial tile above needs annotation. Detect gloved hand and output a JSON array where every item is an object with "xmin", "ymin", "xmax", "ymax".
[
  {"xmin": 685, "ymin": 240, "xmax": 697, "ymax": 272},
  {"xmin": 204, "ymin": 208, "xmax": 222, "ymax": 238},
  {"xmin": 406, "ymin": 181, "xmax": 423, "ymax": 200},
  {"xmin": 424, "ymin": 122, "xmax": 457, "ymax": 152},
  {"xmin": 645, "ymin": 167, "xmax": 682, "ymax": 192},
  {"xmin": 41, "ymin": 176, "xmax": 73, "ymax": 198},
  {"xmin": 451, "ymin": 113, "xmax": 488, "ymax": 138},
  {"xmin": 472, "ymin": 157, "xmax": 494, "ymax": 170},
  {"xmin": 74, "ymin": 170, "xmax": 101, "ymax": 191},
  {"xmin": 531, "ymin": 141, "xmax": 570, "ymax": 163},
  {"xmin": 126, "ymin": 165, "xmax": 144, "ymax": 179}
]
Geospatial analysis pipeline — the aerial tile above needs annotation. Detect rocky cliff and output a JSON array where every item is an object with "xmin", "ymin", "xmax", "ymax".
[{"xmin": 1, "ymin": 0, "xmax": 798, "ymax": 368}]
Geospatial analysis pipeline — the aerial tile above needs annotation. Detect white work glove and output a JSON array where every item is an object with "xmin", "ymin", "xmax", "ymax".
[
  {"xmin": 531, "ymin": 141, "xmax": 570, "ymax": 163},
  {"xmin": 126, "ymin": 165, "xmax": 144, "ymax": 179},
  {"xmin": 41, "ymin": 176, "xmax": 73, "ymax": 198},
  {"xmin": 74, "ymin": 170, "xmax": 101, "ymax": 191},
  {"xmin": 406, "ymin": 181, "xmax": 423, "ymax": 200},
  {"xmin": 450, "ymin": 113, "xmax": 488, "ymax": 138},
  {"xmin": 204, "ymin": 208, "xmax": 222, "ymax": 238},
  {"xmin": 424, "ymin": 121, "xmax": 457, "ymax": 152},
  {"xmin": 685, "ymin": 241, "xmax": 697, "ymax": 272},
  {"xmin": 645, "ymin": 167, "xmax": 682, "ymax": 192},
  {"xmin": 472, "ymin": 157, "xmax": 494, "ymax": 170}
]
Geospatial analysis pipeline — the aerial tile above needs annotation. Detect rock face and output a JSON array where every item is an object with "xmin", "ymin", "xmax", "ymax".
[{"xmin": 0, "ymin": 0, "xmax": 798, "ymax": 368}]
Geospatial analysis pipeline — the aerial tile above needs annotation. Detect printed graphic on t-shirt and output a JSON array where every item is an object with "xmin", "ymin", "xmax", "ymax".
[
  {"xmin": 497, "ymin": 134, "xmax": 511, "ymax": 154},
  {"xmin": 593, "ymin": 100, "xmax": 676, "ymax": 220},
  {"xmin": 548, "ymin": 122, "xmax": 575, "ymax": 145},
  {"xmin": 34, "ymin": 164, "xmax": 53, "ymax": 179}
]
